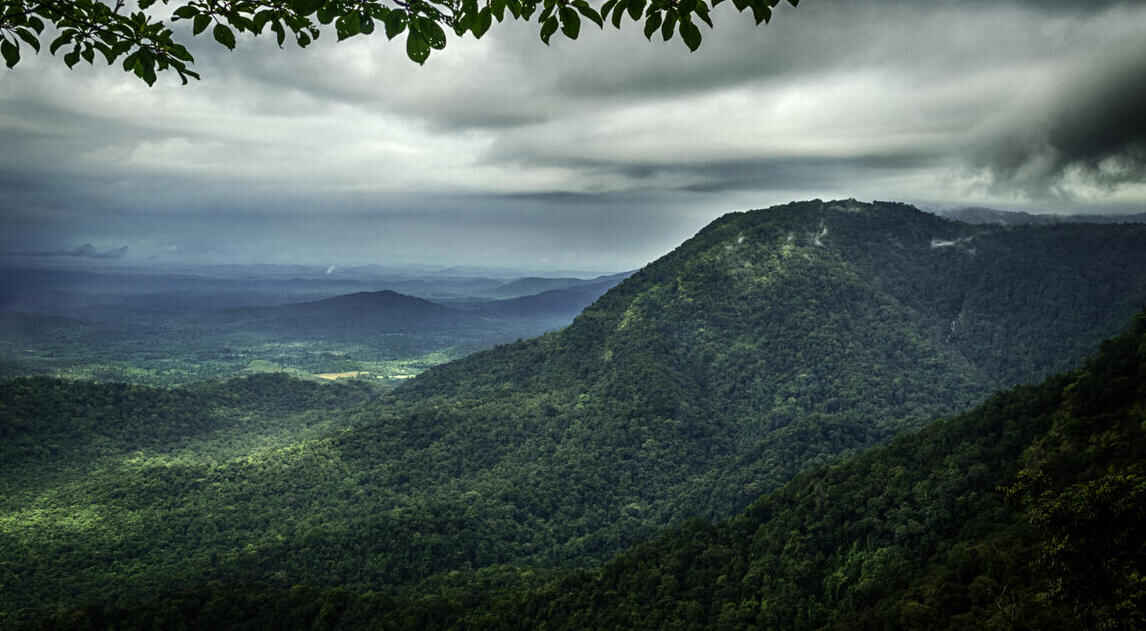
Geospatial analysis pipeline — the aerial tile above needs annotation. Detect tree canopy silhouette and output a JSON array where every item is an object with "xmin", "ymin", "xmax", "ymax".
[{"xmin": 0, "ymin": 0, "xmax": 798, "ymax": 84}]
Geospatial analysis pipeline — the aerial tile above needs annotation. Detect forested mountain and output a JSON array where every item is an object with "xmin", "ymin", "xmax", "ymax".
[
  {"xmin": 4, "ymin": 199, "xmax": 1146, "ymax": 625},
  {"xmin": 436, "ymin": 309, "xmax": 1146, "ymax": 631},
  {"xmin": 18, "ymin": 289, "xmax": 1146, "ymax": 631}
]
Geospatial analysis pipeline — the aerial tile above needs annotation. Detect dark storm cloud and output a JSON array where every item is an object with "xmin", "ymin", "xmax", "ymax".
[
  {"xmin": 970, "ymin": 40, "xmax": 1146, "ymax": 197},
  {"xmin": 484, "ymin": 149, "xmax": 946, "ymax": 195}
]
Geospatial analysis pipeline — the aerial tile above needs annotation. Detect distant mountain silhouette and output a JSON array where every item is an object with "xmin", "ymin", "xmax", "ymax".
[
  {"xmin": 226, "ymin": 289, "xmax": 474, "ymax": 335},
  {"xmin": 472, "ymin": 273, "xmax": 633, "ymax": 319},
  {"xmin": 939, "ymin": 205, "xmax": 1146, "ymax": 225}
]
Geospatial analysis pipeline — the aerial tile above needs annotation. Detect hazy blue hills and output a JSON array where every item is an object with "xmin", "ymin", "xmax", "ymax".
[
  {"xmin": 226, "ymin": 290, "xmax": 473, "ymax": 334},
  {"xmin": 4, "ymin": 199, "xmax": 1146, "ymax": 625},
  {"xmin": 469, "ymin": 275, "xmax": 631, "ymax": 319},
  {"xmin": 480, "ymin": 272, "xmax": 633, "ymax": 299},
  {"xmin": 938, "ymin": 205, "xmax": 1146, "ymax": 226}
]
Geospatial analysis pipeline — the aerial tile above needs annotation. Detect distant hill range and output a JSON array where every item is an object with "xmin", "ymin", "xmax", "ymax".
[
  {"xmin": 221, "ymin": 274, "xmax": 634, "ymax": 337},
  {"xmin": 938, "ymin": 205, "xmax": 1146, "ymax": 225},
  {"xmin": 223, "ymin": 289, "xmax": 474, "ymax": 335},
  {"xmin": 478, "ymin": 272, "xmax": 633, "ymax": 299},
  {"xmin": 467, "ymin": 273, "xmax": 633, "ymax": 319}
]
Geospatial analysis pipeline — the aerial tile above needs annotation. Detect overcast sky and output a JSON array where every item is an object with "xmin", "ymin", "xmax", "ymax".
[{"xmin": 2, "ymin": 0, "xmax": 1144, "ymax": 271}]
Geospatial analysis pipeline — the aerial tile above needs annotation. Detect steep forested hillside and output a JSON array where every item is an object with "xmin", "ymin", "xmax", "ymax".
[
  {"xmin": 21, "ymin": 301, "xmax": 1146, "ymax": 631},
  {"xmin": 4, "ymin": 200, "xmax": 1146, "ymax": 623},
  {"xmin": 445, "ymin": 310, "xmax": 1146, "ymax": 631}
]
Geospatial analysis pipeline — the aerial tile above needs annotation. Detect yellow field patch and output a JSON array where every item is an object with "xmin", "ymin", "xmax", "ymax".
[{"xmin": 315, "ymin": 371, "xmax": 367, "ymax": 380}]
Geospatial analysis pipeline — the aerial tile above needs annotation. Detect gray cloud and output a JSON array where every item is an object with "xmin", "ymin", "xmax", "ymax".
[
  {"xmin": 970, "ymin": 39, "xmax": 1146, "ymax": 197},
  {"xmin": 2, "ymin": 0, "xmax": 1145, "ymax": 270}
]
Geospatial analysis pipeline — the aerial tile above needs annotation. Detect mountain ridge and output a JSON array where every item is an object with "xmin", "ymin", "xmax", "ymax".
[{"xmin": 5, "ymin": 199, "xmax": 1146, "ymax": 620}]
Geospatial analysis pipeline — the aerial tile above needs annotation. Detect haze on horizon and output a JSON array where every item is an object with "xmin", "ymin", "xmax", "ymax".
[{"xmin": 1, "ymin": 0, "xmax": 1144, "ymax": 271}]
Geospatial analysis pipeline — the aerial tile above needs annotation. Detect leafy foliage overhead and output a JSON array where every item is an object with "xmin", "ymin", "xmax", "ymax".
[{"xmin": 0, "ymin": 0, "xmax": 799, "ymax": 84}]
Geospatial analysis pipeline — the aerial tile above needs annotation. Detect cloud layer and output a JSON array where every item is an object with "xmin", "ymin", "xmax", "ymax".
[{"xmin": 2, "ymin": 0, "xmax": 1144, "ymax": 268}]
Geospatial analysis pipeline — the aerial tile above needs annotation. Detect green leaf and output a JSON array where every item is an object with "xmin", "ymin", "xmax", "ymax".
[
  {"xmin": 168, "ymin": 43, "xmax": 194, "ymax": 62},
  {"xmin": 289, "ymin": 0, "xmax": 325, "ymax": 16},
  {"xmin": 405, "ymin": 29, "xmax": 430, "ymax": 64},
  {"xmin": 27, "ymin": 16, "xmax": 45, "ymax": 34},
  {"xmin": 385, "ymin": 11, "xmax": 406, "ymax": 39},
  {"xmin": 627, "ymin": 0, "xmax": 646, "ymax": 21},
  {"xmin": 750, "ymin": 0, "xmax": 770, "ymax": 25},
  {"xmin": 94, "ymin": 42, "xmax": 117, "ymax": 64},
  {"xmin": 271, "ymin": 20, "xmax": 286, "ymax": 46},
  {"xmin": 64, "ymin": 49, "xmax": 80, "ymax": 68},
  {"xmin": 360, "ymin": 15, "xmax": 375, "ymax": 35},
  {"xmin": 694, "ymin": 1, "xmax": 713, "ymax": 27},
  {"xmin": 50, "ymin": 32, "xmax": 73, "ymax": 55},
  {"xmin": 643, "ymin": 12, "xmax": 661, "ymax": 39},
  {"xmin": 419, "ymin": 17, "xmax": 446, "ymax": 49},
  {"xmin": 193, "ymin": 14, "xmax": 211, "ymax": 36},
  {"xmin": 492, "ymin": 0, "xmax": 507, "ymax": 21},
  {"xmin": 539, "ymin": 15, "xmax": 558, "ymax": 44},
  {"xmin": 297, "ymin": 30, "xmax": 311, "ymax": 46},
  {"xmin": 213, "ymin": 23, "xmax": 236, "ymax": 49},
  {"xmin": 789, "ymin": 0, "xmax": 798, "ymax": 5},
  {"xmin": 173, "ymin": 6, "xmax": 198, "ymax": 20},
  {"xmin": 560, "ymin": 7, "xmax": 580, "ymax": 39},
  {"xmin": 661, "ymin": 11, "xmax": 676, "ymax": 40},
  {"xmin": 600, "ymin": 0, "xmax": 618, "ymax": 20},
  {"xmin": 472, "ymin": 7, "xmax": 492, "ymax": 39},
  {"xmin": 679, "ymin": 19, "xmax": 700, "ymax": 51},
  {"xmin": 252, "ymin": 10, "xmax": 275, "ymax": 33},
  {"xmin": 574, "ymin": 1, "xmax": 603, "ymax": 28},
  {"xmin": 15, "ymin": 28, "xmax": 39, "ymax": 53},
  {"xmin": 1, "ymin": 39, "xmax": 19, "ymax": 69},
  {"xmin": 610, "ymin": 0, "xmax": 626, "ymax": 27},
  {"xmin": 336, "ymin": 13, "xmax": 361, "ymax": 40},
  {"xmin": 137, "ymin": 50, "xmax": 157, "ymax": 85},
  {"xmin": 316, "ymin": 4, "xmax": 337, "ymax": 24},
  {"xmin": 81, "ymin": 46, "xmax": 94, "ymax": 64}
]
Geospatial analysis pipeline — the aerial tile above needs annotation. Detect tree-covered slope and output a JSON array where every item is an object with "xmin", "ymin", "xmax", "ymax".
[
  {"xmin": 381, "ymin": 199, "xmax": 1146, "ymax": 531},
  {"xmin": 24, "ymin": 307, "xmax": 1146, "ymax": 631},
  {"xmin": 442, "ymin": 311, "xmax": 1146, "ymax": 631},
  {"xmin": 4, "ymin": 199, "xmax": 1146, "ymax": 621}
]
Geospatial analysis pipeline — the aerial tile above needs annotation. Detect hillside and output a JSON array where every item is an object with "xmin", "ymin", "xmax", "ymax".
[
  {"xmin": 444, "ymin": 310, "xmax": 1146, "ymax": 631},
  {"xmin": 24, "ymin": 298, "xmax": 1146, "ymax": 631},
  {"xmin": 4, "ymin": 200, "xmax": 1146, "ymax": 621}
]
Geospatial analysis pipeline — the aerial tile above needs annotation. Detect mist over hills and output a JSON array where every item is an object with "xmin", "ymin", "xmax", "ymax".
[
  {"xmin": 4, "ymin": 199, "xmax": 1146, "ymax": 624},
  {"xmin": 937, "ymin": 206, "xmax": 1146, "ymax": 226}
]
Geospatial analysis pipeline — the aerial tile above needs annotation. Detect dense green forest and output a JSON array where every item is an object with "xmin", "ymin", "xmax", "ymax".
[
  {"xmin": 12, "ymin": 283, "xmax": 1146, "ymax": 631},
  {"xmin": 3, "ymin": 200, "xmax": 1146, "ymax": 627}
]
